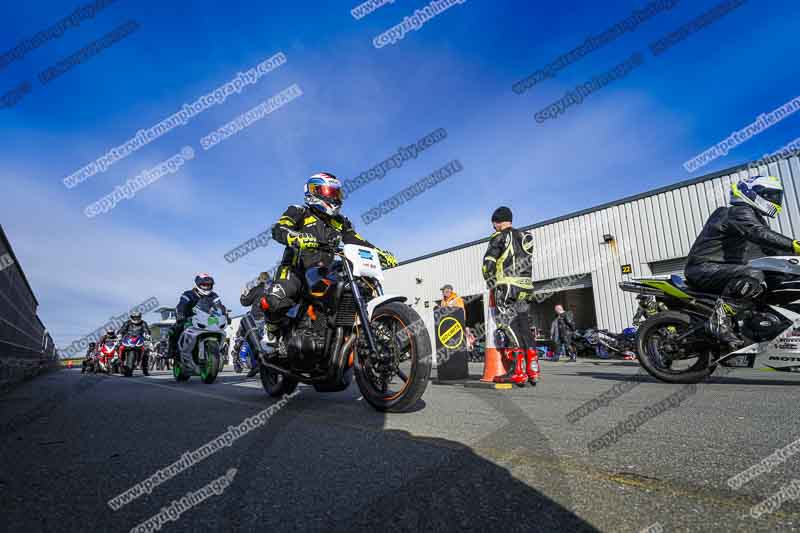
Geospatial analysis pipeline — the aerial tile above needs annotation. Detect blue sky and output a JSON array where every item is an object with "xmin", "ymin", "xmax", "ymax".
[{"xmin": 2, "ymin": 0, "xmax": 799, "ymax": 349}]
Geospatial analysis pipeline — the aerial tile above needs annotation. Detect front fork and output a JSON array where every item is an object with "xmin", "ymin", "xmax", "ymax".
[{"xmin": 344, "ymin": 261, "xmax": 381, "ymax": 357}]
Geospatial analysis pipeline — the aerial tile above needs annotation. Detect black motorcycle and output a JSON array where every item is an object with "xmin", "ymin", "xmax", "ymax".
[
  {"xmin": 572, "ymin": 329, "xmax": 598, "ymax": 357},
  {"xmin": 620, "ymin": 257, "xmax": 800, "ymax": 383},
  {"xmin": 256, "ymin": 240, "xmax": 431, "ymax": 413}
]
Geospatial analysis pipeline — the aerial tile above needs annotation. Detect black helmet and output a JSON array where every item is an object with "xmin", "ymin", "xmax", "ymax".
[{"xmin": 195, "ymin": 273, "xmax": 215, "ymax": 296}]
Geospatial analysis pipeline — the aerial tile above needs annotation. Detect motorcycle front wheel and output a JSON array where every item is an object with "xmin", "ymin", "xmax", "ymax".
[
  {"xmin": 172, "ymin": 358, "xmax": 190, "ymax": 382},
  {"xmin": 198, "ymin": 341, "xmax": 221, "ymax": 384},
  {"xmin": 123, "ymin": 351, "xmax": 135, "ymax": 377},
  {"xmin": 354, "ymin": 302, "xmax": 431, "ymax": 413},
  {"xmin": 260, "ymin": 364, "xmax": 298, "ymax": 397},
  {"xmin": 637, "ymin": 311, "xmax": 717, "ymax": 384}
]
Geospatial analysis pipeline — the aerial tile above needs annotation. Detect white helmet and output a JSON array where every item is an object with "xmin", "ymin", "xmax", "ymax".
[
  {"xmin": 731, "ymin": 175, "xmax": 784, "ymax": 218},
  {"xmin": 304, "ymin": 172, "xmax": 343, "ymax": 217},
  {"xmin": 194, "ymin": 273, "xmax": 214, "ymax": 296}
]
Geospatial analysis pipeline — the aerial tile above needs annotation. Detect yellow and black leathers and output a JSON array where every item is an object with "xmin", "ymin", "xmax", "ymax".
[
  {"xmin": 483, "ymin": 227, "xmax": 535, "ymax": 349},
  {"xmin": 266, "ymin": 204, "xmax": 385, "ymax": 322},
  {"xmin": 482, "ymin": 227, "xmax": 534, "ymax": 295},
  {"xmin": 272, "ymin": 204, "xmax": 377, "ymax": 271}
]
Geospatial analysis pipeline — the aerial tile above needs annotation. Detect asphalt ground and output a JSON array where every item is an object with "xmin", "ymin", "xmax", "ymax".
[{"xmin": 1, "ymin": 360, "xmax": 800, "ymax": 532}]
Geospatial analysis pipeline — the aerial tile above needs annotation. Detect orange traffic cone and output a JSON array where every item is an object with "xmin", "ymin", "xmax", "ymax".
[{"xmin": 480, "ymin": 347, "xmax": 508, "ymax": 382}]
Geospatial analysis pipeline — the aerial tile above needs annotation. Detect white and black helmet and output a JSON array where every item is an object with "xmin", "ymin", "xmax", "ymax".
[
  {"xmin": 304, "ymin": 172, "xmax": 343, "ymax": 217},
  {"xmin": 194, "ymin": 273, "xmax": 215, "ymax": 296},
  {"xmin": 130, "ymin": 311, "xmax": 142, "ymax": 324},
  {"xmin": 731, "ymin": 175, "xmax": 784, "ymax": 218}
]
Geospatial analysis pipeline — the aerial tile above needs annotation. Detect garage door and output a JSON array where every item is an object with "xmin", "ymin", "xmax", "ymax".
[{"xmin": 533, "ymin": 273, "xmax": 592, "ymax": 294}]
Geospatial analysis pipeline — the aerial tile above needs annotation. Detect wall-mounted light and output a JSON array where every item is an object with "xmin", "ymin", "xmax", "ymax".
[{"xmin": 601, "ymin": 234, "xmax": 615, "ymax": 244}]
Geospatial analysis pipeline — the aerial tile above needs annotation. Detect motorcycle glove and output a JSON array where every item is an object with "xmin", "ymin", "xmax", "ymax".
[
  {"xmin": 377, "ymin": 249, "xmax": 398, "ymax": 269},
  {"xmin": 287, "ymin": 232, "xmax": 319, "ymax": 250},
  {"xmin": 794, "ymin": 240, "xmax": 800, "ymax": 255}
]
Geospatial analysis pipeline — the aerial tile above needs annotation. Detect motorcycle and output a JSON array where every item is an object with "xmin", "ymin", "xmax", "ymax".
[
  {"xmin": 619, "ymin": 256, "xmax": 800, "ymax": 383},
  {"xmin": 573, "ymin": 328, "xmax": 599, "ymax": 357},
  {"xmin": 120, "ymin": 335, "xmax": 148, "ymax": 377},
  {"xmin": 172, "ymin": 296, "xmax": 228, "ymax": 384},
  {"xmin": 234, "ymin": 339, "xmax": 260, "ymax": 374},
  {"xmin": 256, "ymin": 240, "xmax": 431, "ymax": 413},
  {"xmin": 596, "ymin": 327, "xmax": 638, "ymax": 360},
  {"xmin": 81, "ymin": 352, "xmax": 97, "ymax": 373},
  {"xmin": 97, "ymin": 340, "xmax": 119, "ymax": 374}
]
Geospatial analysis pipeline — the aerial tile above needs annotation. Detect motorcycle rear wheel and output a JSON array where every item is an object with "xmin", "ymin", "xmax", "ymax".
[
  {"xmin": 637, "ymin": 311, "xmax": 717, "ymax": 384},
  {"xmin": 354, "ymin": 302, "xmax": 431, "ymax": 413}
]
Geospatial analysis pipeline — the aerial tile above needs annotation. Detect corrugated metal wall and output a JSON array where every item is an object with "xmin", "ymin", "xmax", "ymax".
[{"xmin": 383, "ymin": 157, "xmax": 800, "ymax": 340}]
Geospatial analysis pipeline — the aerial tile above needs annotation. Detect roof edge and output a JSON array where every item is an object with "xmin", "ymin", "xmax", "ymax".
[{"xmin": 397, "ymin": 158, "xmax": 767, "ymax": 267}]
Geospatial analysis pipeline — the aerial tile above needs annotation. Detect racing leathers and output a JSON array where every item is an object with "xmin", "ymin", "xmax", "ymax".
[
  {"xmin": 168, "ymin": 289, "xmax": 227, "ymax": 361},
  {"xmin": 685, "ymin": 203, "xmax": 798, "ymax": 346},
  {"xmin": 264, "ymin": 204, "xmax": 380, "ymax": 328},
  {"xmin": 98, "ymin": 333, "xmax": 119, "ymax": 347},
  {"xmin": 236, "ymin": 280, "xmax": 269, "ymax": 375},
  {"xmin": 118, "ymin": 319, "xmax": 152, "ymax": 373},
  {"xmin": 117, "ymin": 319, "xmax": 151, "ymax": 339},
  {"xmin": 483, "ymin": 227, "xmax": 536, "ymax": 384}
]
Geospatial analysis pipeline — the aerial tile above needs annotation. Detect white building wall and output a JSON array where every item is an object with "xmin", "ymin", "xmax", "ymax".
[{"xmin": 383, "ymin": 157, "xmax": 800, "ymax": 341}]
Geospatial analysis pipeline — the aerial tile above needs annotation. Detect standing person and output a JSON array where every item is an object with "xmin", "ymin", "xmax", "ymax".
[
  {"xmin": 236, "ymin": 271, "xmax": 271, "ymax": 377},
  {"xmin": 554, "ymin": 304, "xmax": 577, "ymax": 363},
  {"xmin": 482, "ymin": 206, "xmax": 537, "ymax": 385},
  {"xmin": 439, "ymin": 284, "xmax": 465, "ymax": 311}
]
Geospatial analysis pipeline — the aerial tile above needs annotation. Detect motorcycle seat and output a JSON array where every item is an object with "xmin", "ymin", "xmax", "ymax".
[{"xmin": 668, "ymin": 274, "xmax": 723, "ymax": 300}]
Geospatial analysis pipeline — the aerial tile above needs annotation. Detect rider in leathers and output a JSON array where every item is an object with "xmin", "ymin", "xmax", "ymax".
[
  {"xmin": 685, "ymin": 175, "xmax": 800, "ymax": 347},
  {"xmin": 168, "ymin": 274, "xmax": 229, "ymax": 363},
  {"xmin": 236, "ymin": 271, "xmax": 270, "ymax": 377},
  {"xmin": 482, "ymin": 206, "xmax": 537, "ymax": 385},
  {"xmin": 117, "ymin": 311, "xmax": 152, "ymax": 375},
  {"xmin": 263, "ymin": 173, "xmax": 397, "ymax": 345}
]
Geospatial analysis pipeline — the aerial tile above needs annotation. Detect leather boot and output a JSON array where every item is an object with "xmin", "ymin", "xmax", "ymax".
[
  {"xmin": 708, "ymin": 298, "xmax": 744, "ymax": 349},
  {"xmin": 525, "ymin": 348, "xmax": 540, "ymax": 384},
  {"xmin": 493, "ymin": 349, "xmax": 527, "ymax": 386}
]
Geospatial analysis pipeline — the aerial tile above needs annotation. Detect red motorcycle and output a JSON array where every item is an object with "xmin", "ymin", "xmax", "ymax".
[
  {"xmin": 119, "ymin": 335, "xmax": 148, "ymax": 377},
  {"xmin": 97, "ymin": 339, "xmax": 119, "ymax": 374}
]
